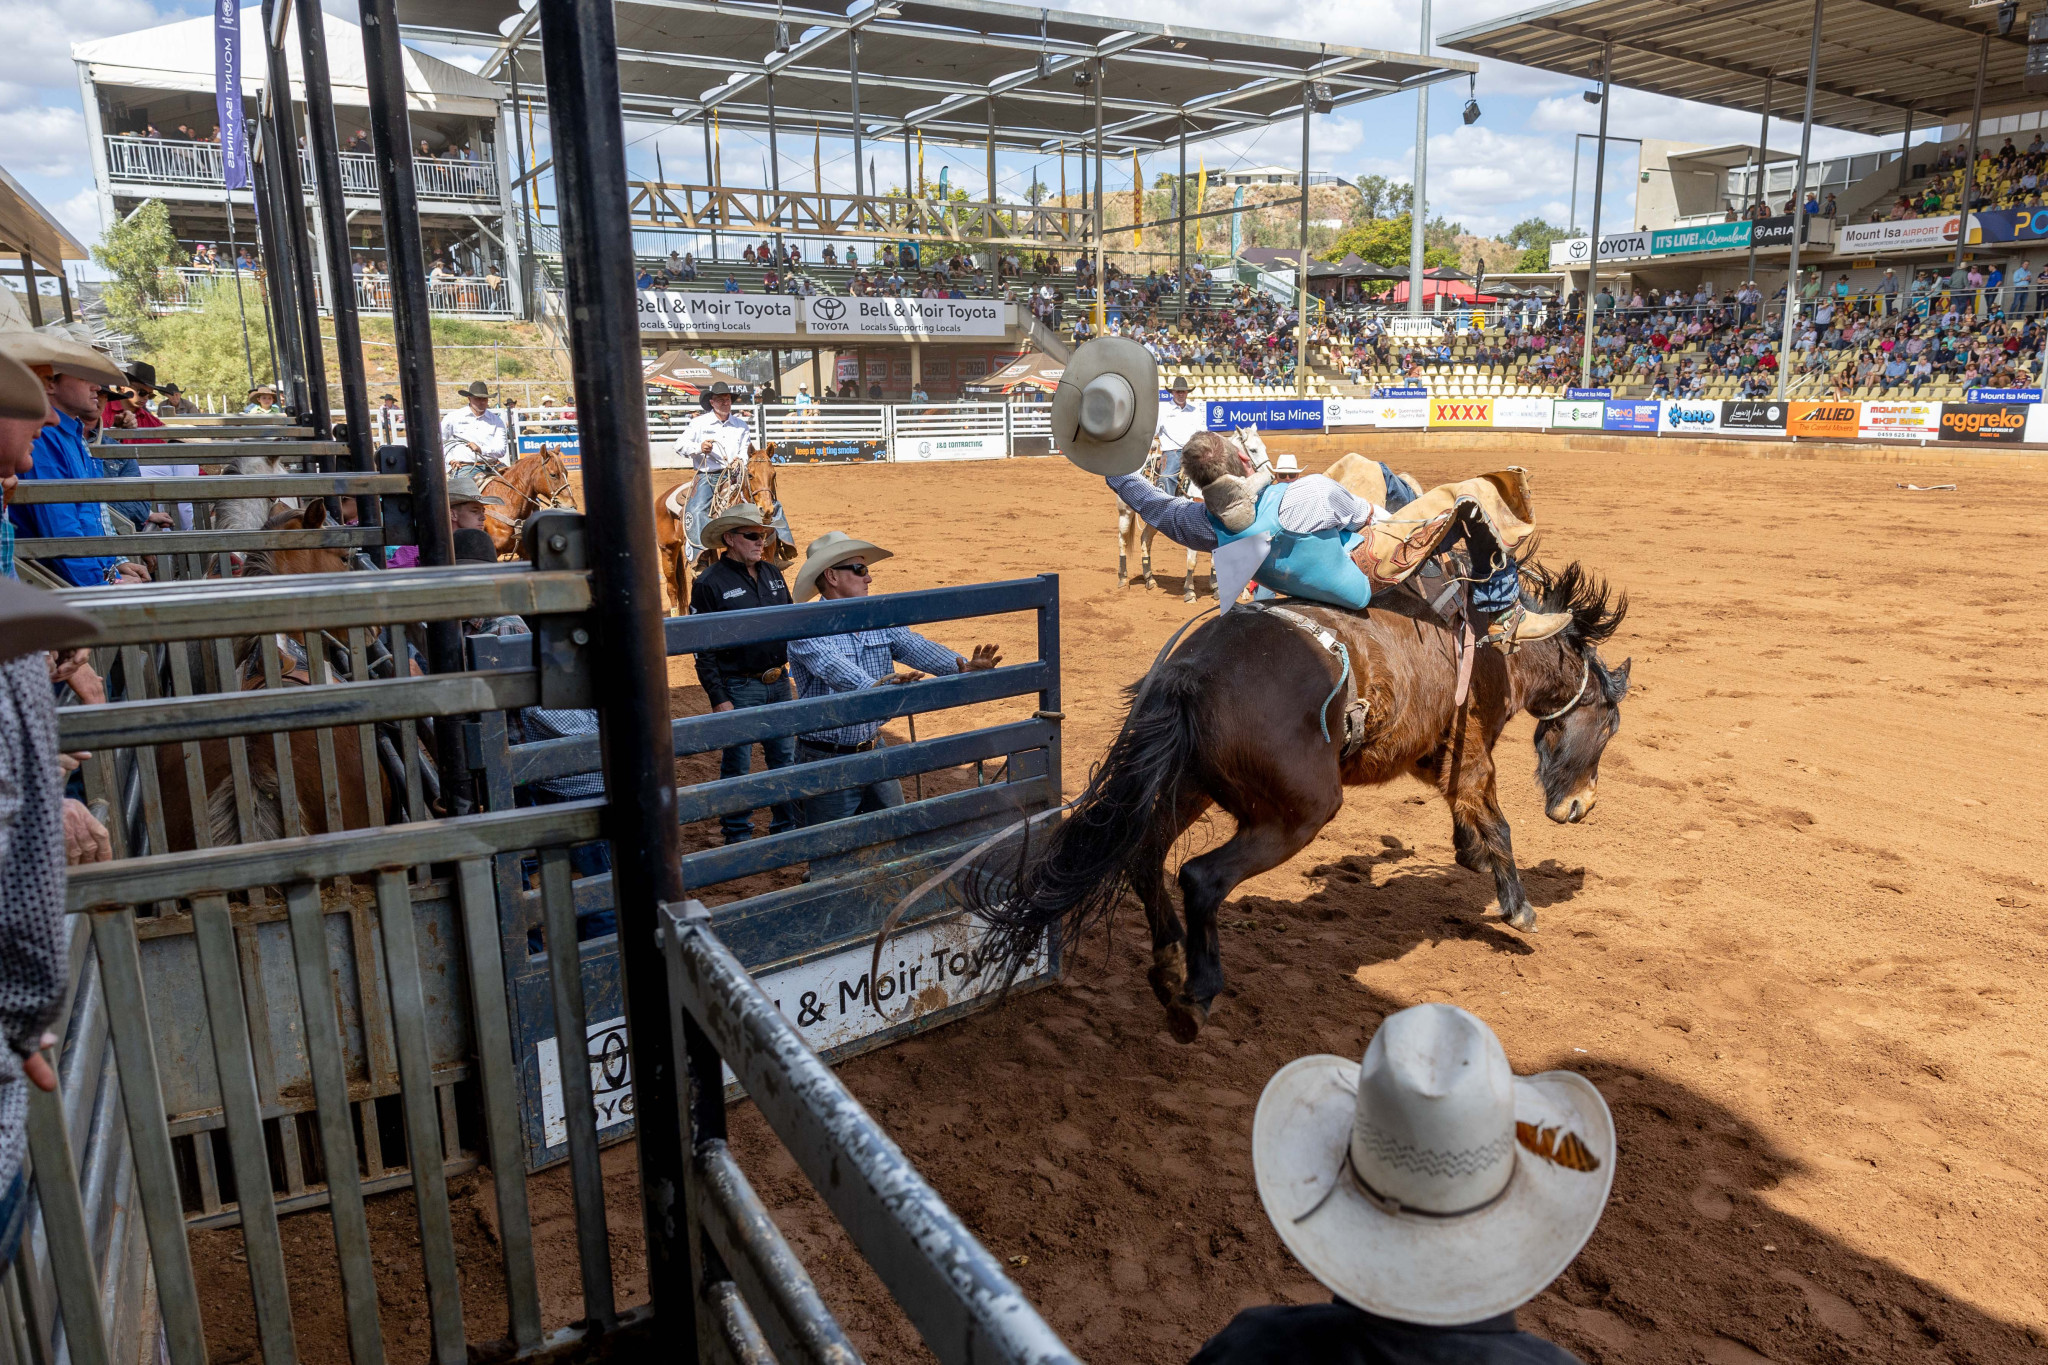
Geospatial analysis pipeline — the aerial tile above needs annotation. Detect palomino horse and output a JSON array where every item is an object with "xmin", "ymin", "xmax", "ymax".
[
  {"xmin": 971, "ymin": 557, "xmax": 1631, "ymax": 1042},
  {"xmin": 653, "ymin": 442, "xmax": 793, "ymax": 614},
  {"xmin": 478, "ymin": 445, "xmax": 576, "ymax": 558},
  {"xmin": 155, "ymin": 500, "xmax": 395, "ymax": 852}
]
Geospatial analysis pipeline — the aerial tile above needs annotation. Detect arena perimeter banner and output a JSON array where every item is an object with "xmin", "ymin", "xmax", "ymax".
[
  {"xmin": 804, "ymin": 295, "xmax": 1006, "ymax": 338},
  {"xmin": 777, "ymin": 439, "xmax": 888, "ymax": 463},
  {"xmin": 1660, "ymin": 400, "xmax": 1722, "ymax": 434},
  {"xmin": 1602, "ymin": 400, "xmax": 1661, "ymax": 432},
  {"xmin": 1429, "ymin": 398, "xmax": 1493, "ymax": 428},
  {"xmin": 1937, "ymin": 403, "xmax": 2030, "ymax": 443},
  {"xmin": 1205, "ymin": 398, "xmax": 1326, "ymax": 431},
  {"xmin": 1490, "ymin": 396, "xmax": 1552, "ymax": 428},
  {"xmin": 1787, "ymin": 402, "xmax": 1861, "ymax": 440},
  {"xmin": 1550, "ymin": 399, "xmax": 1606, "ymax": 430},
  {"xmin": 1720, "ymin": 400, "xmax": 1787, "ymax": 432},
  {"xmin": 638, "ymin": 290, "xmax": 798, "ymax": 336},
  {"xmin": 1858, "ymin": 400, "xmax": 1940, "ymax": 440}
]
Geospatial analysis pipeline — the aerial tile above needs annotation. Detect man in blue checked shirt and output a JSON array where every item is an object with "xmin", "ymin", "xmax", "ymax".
[{"xmin": 785, "ymin": 531, "xmax": 1001, "ymax": 829}]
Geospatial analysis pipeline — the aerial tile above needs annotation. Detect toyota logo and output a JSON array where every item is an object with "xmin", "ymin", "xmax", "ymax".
[{"xmin": 813, "ymin": 297, "xmax": 846, "ymax": 321}]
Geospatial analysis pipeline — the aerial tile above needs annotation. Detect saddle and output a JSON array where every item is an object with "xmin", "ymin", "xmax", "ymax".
[{"xmin": 1350, "ymin": 468, "xmax": 1534, "ymax": 594}]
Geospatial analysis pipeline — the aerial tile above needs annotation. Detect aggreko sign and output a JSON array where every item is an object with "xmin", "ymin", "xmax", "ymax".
[
  {"xmin": 1787, "ymin": 402, "xmax": 1860, "ymax": 439},
  {"xmin": 1429, "ymin": 397, "xmax": 1494, "ymax": 428}
]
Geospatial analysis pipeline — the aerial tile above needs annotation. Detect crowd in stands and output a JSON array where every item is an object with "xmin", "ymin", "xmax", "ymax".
[{"xmin": 1881, "ymin": 136, "xmax": 2048, "ymax": 219}]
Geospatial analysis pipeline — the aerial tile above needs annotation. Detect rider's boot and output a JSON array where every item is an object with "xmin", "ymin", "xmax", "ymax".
[{"xmin": 1482, "ymin": 601, "xmax": 1572, "ymax": 653}]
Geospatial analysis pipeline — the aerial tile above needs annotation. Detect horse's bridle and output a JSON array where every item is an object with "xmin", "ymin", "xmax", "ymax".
[{"xmin": 1531, "ymin": 654, "xmax": 1592, "ymax": 722}]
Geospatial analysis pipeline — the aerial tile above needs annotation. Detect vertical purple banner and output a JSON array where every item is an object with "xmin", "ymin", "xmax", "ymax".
[{"xmin": 215, "ymin": 0, "xmax": 249, "ymax": 189}]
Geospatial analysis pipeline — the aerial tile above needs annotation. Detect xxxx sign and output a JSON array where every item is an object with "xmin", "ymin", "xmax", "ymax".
[{"xmin": 1429, "ymin": 397, "xmax": 1494, "ymax": 428}]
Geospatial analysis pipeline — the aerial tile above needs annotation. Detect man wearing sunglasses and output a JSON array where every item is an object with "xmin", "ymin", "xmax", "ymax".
[
  {"xmin": 785, "ymin": 531, "xmax": 1001, "ymax": 837},
  {"xmin": 690, "ymin": 504, "xmax": 799, "ymax": 844}
]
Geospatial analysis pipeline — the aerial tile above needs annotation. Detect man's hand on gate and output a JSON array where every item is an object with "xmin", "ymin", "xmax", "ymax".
[
  {"xmin": 112, "ymin": 561, "xmax": 150, "ymax": 583},
  {"xmin": 24, "ymin": 1034, "xmax": 58, "ymax": 1093},
  {"xmin": 144, "ymin": 510, "xmax": 174, "ymax": 530},
  {"xmin": 62, "ymin": 799, "xmax": 112, "ymax": 866},
  {"xmin": 961, "ymin": 644, "xmax": 1002, "ymax": 672},
  {"xmin": 714, "ymin": 701, "xmax": 734, "ymax": 712},
  {"xmin": 877, "ymin": 670, "xmax": 923, "ymax": 686}
]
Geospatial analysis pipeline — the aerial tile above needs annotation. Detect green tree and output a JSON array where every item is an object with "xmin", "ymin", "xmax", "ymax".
[
  {"xmin": 1321, "ymin": 213, "xmax": 1459, "ymax": 269},
  {"xmin": 1503, "ymin": 216, "xmax": 1566, "ymax": 271},
  {"xmin": 133, "ymin": 278, "xmax": 272, "ymax": 398},
  {"xmin": 91, "ymin": 199, "xmax": 182, "ymax": 331},
  {"xmin": 1352, "ymin": 175, "xmax": 1414, "ymax": 221}
]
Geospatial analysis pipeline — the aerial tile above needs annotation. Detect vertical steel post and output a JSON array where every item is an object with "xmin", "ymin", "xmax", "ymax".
[
  {"xmin": 249, "ymin": 130, "xmax": 290, "ymax": 391},
  {"xmin": 1092, "ymin": 59, "xmax": 1105, "ymax": 333},
  {"xmin": 1177, "ymin": 118, "xmax": 1187, "ymax": 300},
  {"xmin": 261, "ymin": 27, "xmax": 331, "ymax": 434},
  {"xmin": 1955, "ymin": 33, "xmax": 1989, "ymax": 271},
  {"xmin": 1407, "ymin": 0, "xmax": 1430, "ymax": 316},
  {"xmin": 16, "ymin": 255, "xmax": 40, "ymax": 328},
  {"xmin": 1898, "ymin": 109, "xmax": 1914, "ymax": 189},
  {"xmin": 510, "ymin": 71, "xmax": 536, "ymax": 260},
  {"xmin": 766, "ymin": 71, "xmax": 782, "ymax": 252},
  {"xmin": 56, "ymin": 264, "xmax": 72, "ymax": 323},
  {"xmin": 1745, "ymin": 73, "xmax": 1772, "ymax": 289},
  {"xmin": 358, "ymin": 0, "xmax": 466, "ymax": 812},
  {"xmin": 534, "ymin": 0, "xmax": 693, "ymax": 1330},
  {"xmin": 255, "ymin": 122, "xmax": 309, "ymax": 411},
  {"xmin": 294, "ymin": 0, "xmax": 374, "ymax": 494},
  {"xmin": 1296, "ymin": 89, "xmax": 1311, "ymax": 398},
  {"xmin": 849, "ymin": 31, "xmax": 864, "ymax": 209},
  {"xmin": 986, "ymin": 95, "xmax": 997, "ymax": 205},
  {"xmin": 1580, "ymin": 42, "xmax": 1612, "ymax": 387},
  {"xmin": 1777, "ymin": 0, "xmax": 1824, "ymax": 399},
  {"xmin": 703, "ymin": 118, "xmax": 720, "ymax": 260}
]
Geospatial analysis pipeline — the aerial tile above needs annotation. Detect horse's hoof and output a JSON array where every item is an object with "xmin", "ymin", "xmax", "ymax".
[
  {"xmin": 1503, "ymin": 903, "xmax": 1538, "ymax": 933},
  {"xmin": 1144, "ymin": 576, "xmax": 1158, "ymax": 589},
  {"xmin": 1146, "ymin": 942, "xmax": 1188, "ymax": 1008},
  {"xmin": 1163, "ymin": 996, "xmax": 1209, "ymax": 1044}
]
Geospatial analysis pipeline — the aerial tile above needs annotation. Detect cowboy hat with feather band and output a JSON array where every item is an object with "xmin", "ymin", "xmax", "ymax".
[
  {"xmin": 1052, "ymin": 336, "xmax": 1160, "ymax": 476},
  {"xmin": 0, "ymin": 332, "xmax": 126, "ymax": 389},
  {"xmin": 1252, "ymin": 1003, "xmax": 1614, "ymax": 1326},
  {"xmin": 699, "ymin": 503, "xmax": 774, "ymax": 547},
  {"xmin": 792, "ymin": 530, "xmax": 892, "ymax": 602}
]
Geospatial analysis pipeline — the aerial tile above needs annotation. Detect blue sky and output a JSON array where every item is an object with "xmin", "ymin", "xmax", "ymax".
[{"xmin": 17, "ymin": 0, "xmax": 1897, "ymax": 277}]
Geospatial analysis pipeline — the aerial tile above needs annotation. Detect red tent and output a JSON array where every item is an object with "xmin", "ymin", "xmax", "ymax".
[{"xmin": 1386, "ymin": 277, "xmax": 1498, "ymax": 305}]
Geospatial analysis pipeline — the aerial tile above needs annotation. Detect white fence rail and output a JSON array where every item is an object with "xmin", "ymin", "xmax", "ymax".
[
  {"xmin": 104, "ymin": 135, "xmax": 498, "ymax": 201},
  {"xmin": 150, "ymin": 268, "xmax": 514, "ymax": 319}
]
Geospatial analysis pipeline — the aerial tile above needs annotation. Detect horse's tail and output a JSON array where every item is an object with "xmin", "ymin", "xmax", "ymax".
[{"xmin": 967, "ymin": 665, "xmax": 1205, "ymax": 985}]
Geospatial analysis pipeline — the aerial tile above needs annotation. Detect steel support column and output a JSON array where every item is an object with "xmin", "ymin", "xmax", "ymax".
[
  {"xmin": 1777, "ymin": 0, "xmax": 1824, "ymax": 400},
  {"xmin": 254, "ymin": 123, "xmax": 309, "ymax": 412},
  {"xmin": 56, "ymin": 264, "xmax": 72, "ymax": 323},
  {"xmin": 704, "ymin": 118, "xmax": 720, "ymax": 260},
  {"xmin": 849, "ymin": 31, "xmax": 864, "ymax": 207},
  {"xmin": 1580, "ymin": 41, "xmax": 1612, "ymax": 387},
  {"xmin": 1407, "ymin": 0, "xmax": 1431, "ymax": 316},
  {"xmin": 262, "ymin": 29, "xmax": 331, "ymax": 434},
  {"xmin": 1898, "ymin": 109, "xmax": 1914, "ymax": 190},
  {"xmin": 358, "ymin": 0, "xmax": 466, "ymax": 813},
  {"xmin": 1177, "ymin": 118, "xmax": 1187, "ymax": 294},
  {"xmin": 533, "ymin": 0, "xmax": 693, "ymax": 1334},
  {"xmin": 294, "ymin": 0, "xmax": 375, "ymax": 495},
  {"xmin": 1092, "ymin": 59, "xmax": 1105, "ymax": 333},
  {"xmin": 16, "ymin": 254, "xmax": 40, "ymax": 328},
  {"xmin": 1744, "ymin": 72, "xmax": 1772, "ymax": 287},
  {"xmin": 1955, "ymin": 34, "xmax": 1989, "ymax": 272},
  {"xmin": 766, "ymin": 72, "xmax": 782, "ymax": 250},
  {"xmin": 1296, "ymin": 91, "xmax": 1311, "ymax": 398}
]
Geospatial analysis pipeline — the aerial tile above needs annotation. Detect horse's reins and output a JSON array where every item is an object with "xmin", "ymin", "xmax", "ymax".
[{"xmin": 1531, "ymin": 655, "xmax": 1592, "ymax": 722}]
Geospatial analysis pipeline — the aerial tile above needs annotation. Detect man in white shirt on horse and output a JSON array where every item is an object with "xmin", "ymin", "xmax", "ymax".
[
  {"xmin": 674, "ymin": 381, "xmax": 759, "ymax": 561},
  {"xmin": 441, "ymin": 380, "xmax": 508, "ymax": 470}
]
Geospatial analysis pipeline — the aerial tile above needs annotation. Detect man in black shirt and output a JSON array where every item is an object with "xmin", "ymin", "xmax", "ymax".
[
  {"xmin": 1190, "ymin": 1004, "xmax": 1611, "ymax": 1365},
  {"xmin": 688, "ymin": 504, "xmax": 799, "ymax": 843}
]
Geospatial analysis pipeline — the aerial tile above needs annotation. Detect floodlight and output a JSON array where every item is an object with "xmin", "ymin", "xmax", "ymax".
[
  {"xmin": 1583, "ymin": 89, "xmax": 1603, "ymax": 104},
  {"xmin": 1462, "ymin": 75, "xmax": 1480, "ymax": 124},
  {"xmin": 1309, "ymin": 81, "xmax": 1335, "ymax": 114},
  {"xmin": 1998, "ymin": 1, "xmax": 2019, "ymax": 37},
  {"xmin": 1073, "ymin": 65, "xmax": 1094, "ymax": 88}
]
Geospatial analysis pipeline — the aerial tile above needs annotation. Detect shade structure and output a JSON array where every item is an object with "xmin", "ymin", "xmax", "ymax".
[
  {"xmin": 644, "ymin": 349, "xmax": 743, "ymax": 395},
  {"xmin": 967, "ymin": 350, "xmax": 1064, "ymax": 395},
  {"xmin": 1387, "ymin": 278, "xmax": 1497, "ymax": 304}
]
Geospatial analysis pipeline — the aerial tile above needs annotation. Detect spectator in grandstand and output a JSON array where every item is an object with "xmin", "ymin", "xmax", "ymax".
[
  {"xmin": 785, "ymin": 530, "xmax": 1000, "ymax": 833},
  {"xmin": 1188, "ymin": 1004, "xmax": 1610, "ymax": 1365},
  {"xmin": 724, "ymin": 273, "xmax": 741, "ymax": 293},
  {"xmin": 1821, "ymin": 191, "xmax": 1838, "ymax": 218}
]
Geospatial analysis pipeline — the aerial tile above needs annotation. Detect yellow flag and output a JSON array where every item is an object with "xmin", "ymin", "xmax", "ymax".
[
  {"xmin": 1194, "ymin": 160, "xmax": 1207, "ymax": 252},
  {"xmin": 917, "ymin": 131, "xmax": 925, "ymax": 196},
  {"xmin": 1131, "ymin": 151, "xmax": 1143, "ymax": 250}
]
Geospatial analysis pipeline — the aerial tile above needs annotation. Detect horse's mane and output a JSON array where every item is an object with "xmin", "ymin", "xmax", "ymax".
[{"xmin": 1521, "ymin": 561, "xmax": 1627, "ymax": 648}]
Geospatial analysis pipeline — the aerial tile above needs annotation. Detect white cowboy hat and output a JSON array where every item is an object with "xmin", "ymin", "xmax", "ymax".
[
  {"xmin": 1051, "ymin": 336, "xmax": 1159, "ymax": 477},
  {"xmin": 1252, "ymin": 1003, "xmax": 1614, "ymax": 1327},
  {"xmin": 793, "ymin": 530, "xmax": 893, "ymax": 602},
  {"xmin": 700, "ymin": 502, "xmax": 774, "ymax": 547},
  {"xmin": 446, "ymin": 468, "xmax": 505, "ymax": 508},
  {"xmin": 1273, "ymin": 450, "xmax": 1302, "ymax": 474}
]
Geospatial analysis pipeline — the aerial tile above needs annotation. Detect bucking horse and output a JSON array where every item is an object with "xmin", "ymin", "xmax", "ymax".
[{"xmin": 973, "ymin": 459, "xmax": 1632, "ymax": 1042}]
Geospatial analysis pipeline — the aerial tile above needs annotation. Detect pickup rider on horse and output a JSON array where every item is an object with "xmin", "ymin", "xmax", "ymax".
[
  {"xmin": 675, "ymin": 381, "xmax": 758, "ymax": 560},
  {"xmin": 1059, "ymin": 339, "xmax": 1570, "ymax": 651}
]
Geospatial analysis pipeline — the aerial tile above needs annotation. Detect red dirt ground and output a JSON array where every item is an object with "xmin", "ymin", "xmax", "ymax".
[{"xmin": 193, "ymin": 444, "xmax": 2048, "ymax": 1364}]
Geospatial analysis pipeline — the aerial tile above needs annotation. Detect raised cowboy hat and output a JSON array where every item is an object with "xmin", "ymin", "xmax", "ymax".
[
  {"xmin": 700, "ymin": 502, "xmax": 774, "ymax": 548},
  {"xmin": 1052, "ymin": 336, "xmax": 1159, "ymax": 476},
  {"xmin": 792, "ymin": 530, "xmax": 892, "ymax": 602},
  {"xmin": 1252, "ymin": 1003, "xmax": 1614, "ymax": 1326},
  {"xmin": 0, "ymin": 332, "xmax": 126, "ymax": 389},
  {"xmin": 446, "ymin": 468, "xmax": 505, "ymax": 507},
  {"xmin": 0, "ymin": 575, "xmax": 101, "ymax": 664}
]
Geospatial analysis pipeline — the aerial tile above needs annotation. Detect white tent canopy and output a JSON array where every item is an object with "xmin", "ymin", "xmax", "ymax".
[{"xmin": 73, "ymin": 7, "xmax": 501, "ymax": 117}]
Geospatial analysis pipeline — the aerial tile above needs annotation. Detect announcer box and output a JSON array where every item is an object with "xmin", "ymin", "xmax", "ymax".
[
  {"xmin": 1429, "ymin": 397, "xmax": 1493, "ymax": 428},
  {"xmin": 1788, "ymin": 402, "xmax": 1860, "ymax": 440},
  {"xmin": 1938, "ymin": 403, "xmax": 2030, "ymax": 443}
]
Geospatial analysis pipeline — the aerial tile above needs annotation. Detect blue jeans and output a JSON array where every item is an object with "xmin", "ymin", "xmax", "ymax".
[
  {"xmin": 720, "ymin": 676, "xmax": 800, "ymax": 842},
  {"xmin": 795, "ymin": 739, "xmax": 903, "ymax": 829},
  {"xmin": 518, "ymin": 786, "xmax": 615, "ymax": 946},
  {"xmin": 682, "ymin": 468, "xmax": 725, "ymax": 560},
  {"xmin": 1153, "ymin": 446, "xmax": 1183, "ymax": 494}
]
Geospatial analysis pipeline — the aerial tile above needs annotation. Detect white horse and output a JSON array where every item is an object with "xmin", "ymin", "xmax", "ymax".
[{"xmin": 206, "ymin": 455, "xmax": 299, "ymax": 534}]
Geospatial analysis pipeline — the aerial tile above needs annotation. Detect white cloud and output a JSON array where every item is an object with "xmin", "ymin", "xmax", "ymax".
[
  {"xmin": 2, "ymin": 104, "xmax": 89, "ymax": 179},
  {"xmin": 0, "ymin": 0, "xmax": 180, "ymax": 91},
  {"xmin": 53, "ymin": 186, "xmax": 105, "ymax": 250}
]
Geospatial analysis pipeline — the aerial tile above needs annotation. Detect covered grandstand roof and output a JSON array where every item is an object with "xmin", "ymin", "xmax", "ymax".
[
  {"xmin": 0, "ymin": 164, "xmax": 88, "ymax": 268},
  {"xmin": 397, "ymin": 0, "xmax": 1476, "ymax": 152},
  {"xmin": 1441, "ymin": 0, "xmax": 2033, "ymax": 138}
]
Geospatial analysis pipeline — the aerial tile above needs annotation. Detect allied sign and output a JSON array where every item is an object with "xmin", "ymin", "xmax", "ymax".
[
  {"xmin": 213, "ymin": 0, "xmax": 248, "ymax": 190},
  {"xmin": 1602, "ymin": 399, "xmax": 1661, "ymax": 433},
  {"xmin": 1370, "ymin": 396, "xmax": 1429, "ymax": 428},
  {"xmin": 806, "ymin": 295, "xmax": 1007, "ymax": 338},
  {"xmin": 1652, "ymin": 222, "xmax": 1749, "ymax": 256},
  {"xmin": 1660, "ymin": 399, "xmax": 1722, "ymax": 435},
  {"xmin": 1549, "ymin": 230, "xmax": 1652, "ymax": 268},
  {"xmin": 1836, "ymin": 216, "xmax": 1970, "ymax": 254},
  {"xmin": 1374, "ymin": 385, "xmax": 1429, "ymax": 398},
  {"xmin": 515, "ymin": 433, "xmax": 581, "ymax": 469},
  {"xmin": 1204, "ymin": 398, "xmax": 1326, "ymax": 432},
  {"xmin": 1963, "ymin": 207, "xmax": 2048, "ymax": 245},
  {"xmin": 1937, "ymin": 402, "xmax": 2029, "ymax": 442},
  {"xmin": 1720, "ymin": 400, "xmax": 1787, "ymax": 432},
  {"xmin": 1858, "ymin": 399, "xmax": 1940, "ymax": 440},
  {"xmin": 1787, "ymin": 401, "xmax": 1861, "ymax": 440},
  {"xmin": 1492, "ymin": 396, "xmax": 1553, "ymax": 428},
  {"xmin": 1429, "ymin": 397, "xmax": 1494, "ymax": 428},
  {"xmin": 1550, "ymin": 399, "xmax": 1606, "ymax": 430},
  {"xmin": 1326, "ymin": 396, "xmax": 1383, "ymax": 427},
  {"xmin": 639, "ymin": 291, "xmax": 799, "ymax": 336}
]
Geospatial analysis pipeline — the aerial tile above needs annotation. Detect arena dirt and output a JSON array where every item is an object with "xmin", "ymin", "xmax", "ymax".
[{"xmin": 192, "ymin": 446, "xmax": 2047, "ymax": 1363}]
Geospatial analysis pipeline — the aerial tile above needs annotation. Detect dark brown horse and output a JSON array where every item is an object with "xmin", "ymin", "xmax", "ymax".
[{"xmin": 971, "ymin": 563, "xmax": 1630, "ymax": 1042}]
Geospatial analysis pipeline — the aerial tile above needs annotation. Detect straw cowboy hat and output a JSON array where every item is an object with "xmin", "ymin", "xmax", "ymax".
[
  {"xmin": 699, "ymin": 503, "xmax": 774, "ymax": 548},
  {"xmin": 0, "ymin": 331, "xmax": 126, "ymax": 389},
  {"xmin": 0, "ymin": 575, "xmax": 100, "ymax": 664},
  {"xmin": 0, "ymin": 352, "xmax": 47, "ymax": 420},
  {"xmin": 1052, "ymin": 336, "xmax": 1159, "ymax": 476},
  {"xmin": 1252, "ymin": 1003, "xmax": 1614, "ymax": 1326},
  {"xmin": 792, "ymin": 530, "xmax": 891, "ymax": 602},
  {"xmin": 1273, "ymin": 450, "xmax": 1302, "ymax": 474},
  {"xmin": 446, "ymin": 468, "xmax": 505, "ymax": 507}
]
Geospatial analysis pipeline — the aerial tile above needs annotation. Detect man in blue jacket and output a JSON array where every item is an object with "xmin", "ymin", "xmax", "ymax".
[{"xmin": 0, "ymin": 335, "xmax": 149, "ymax": 587}]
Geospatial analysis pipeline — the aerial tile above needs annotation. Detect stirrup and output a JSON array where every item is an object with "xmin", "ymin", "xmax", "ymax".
[{"xmin": 1483, "ymin": 602, "xmax": 1571, "ymax": 654}]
